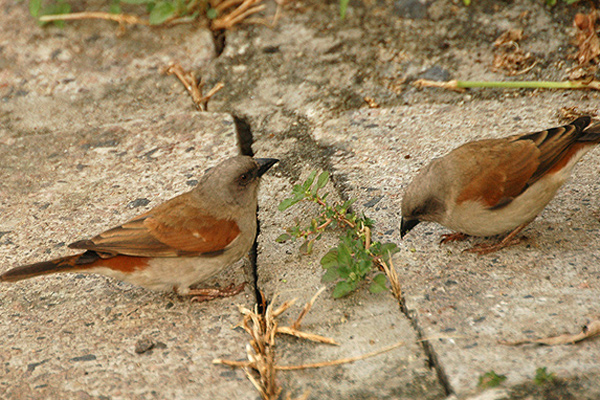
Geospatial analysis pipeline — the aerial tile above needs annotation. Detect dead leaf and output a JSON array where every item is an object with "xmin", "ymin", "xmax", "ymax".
[
  {"xmin": 501, "ymin": 320, "xmax": 600, "ymax": 346},
  {"xmin": 574, "ymin": 11, "xmax": 600, "ymax": 66},
  {"xmin": 491, "ymin": 29, "xmax": 536, "ymax": 76},
  {"xmin": 494, "ymin": 29, "xmax": 523, "ymax": 47}
]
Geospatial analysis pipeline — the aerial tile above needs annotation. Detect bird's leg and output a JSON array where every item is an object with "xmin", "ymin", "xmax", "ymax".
[
  {"xmin": 464, "ymin": 223, "xmax": 529, "ymax": 255},
  {"xmin": 186, "ymin": 282, "xmax": 246, "ymax": 302},
  {"xmin": 440, "ymin": 232, "xmax": 469, "ymax": 244}
]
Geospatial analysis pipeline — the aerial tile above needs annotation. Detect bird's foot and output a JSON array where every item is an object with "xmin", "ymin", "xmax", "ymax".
[
  {"xmin": 463, "ymin": 237, "xmax": 523, "ymax": 255},
  {"xmin": 440, "ymin": 232, "xmax": 469, "ymax": 244},
  {"xmin": 187, "ymin": 282, "xmax": 246, "ymax": 302}
]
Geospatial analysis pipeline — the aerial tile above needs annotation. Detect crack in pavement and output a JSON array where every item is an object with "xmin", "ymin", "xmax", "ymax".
[
  {"xmin": 278, "ymin": 116, "xmax": 456, "ymax": 397},
  {"xmin": 233, "ymin": 114, "xmax": 266, "ymax": 312}
]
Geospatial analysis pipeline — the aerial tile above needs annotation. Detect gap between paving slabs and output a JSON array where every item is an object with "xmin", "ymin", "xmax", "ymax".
[
  {"xmin": 328, "ymin": 172, "xmax": 454, "ymax": 398},
  {"xmin": 164, "ymin": 21, "xmax": 450, "ymax": 398},
  {"xmin": 222, "ymin": 115, "xmax": 414, "ymax": 399}
]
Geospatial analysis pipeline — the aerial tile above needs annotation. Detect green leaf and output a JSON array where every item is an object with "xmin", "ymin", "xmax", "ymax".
[
  {"xmin": 356, "ymin": 258, "xmax": 372, "ymax": 276},
  {"xmin": 320, "ymin": 249, "xmax": 338, "ymax": 269},
  {"xmin": 302, "ymin": 170, "xmax": 317, "ymax": 192},
  {"xmin": 312, "ymin": 170, "xmax": 330, "ymax": 196},
  {"xmin": 317, "ymin": 171, "xmax": 329, "ymax": 189},
  {"xmin": 534, "ymin": 367, "xmax": 556, "ymax": 386},
  {"xmin": 336, "ymin": 265, "xmax": 350, "ymax": 279},
  {"xmin": 299, "ymin": 239, "xmax": 314, "ymax": 254},
  {"xmin": 39, "ymin": 2, "xmax": 71, "ymax": 27},
  {"xmin": 478, "ymin": 371, "xmax": 507, "ymax": 389},
  {"xmin": 342, "ymin": 198, "xmax": 357, "ymax": 209},
  {"xmin": 121, "ymin": 0, "xmax": 153, "ymax": 4},
  {"xmin": 206, "ymin": 7, "xmax": 218, "ymax": 19},
  {"xmin": 378, "ymin": 242, "xmax": 399, "ymax": 262},
  {"xmin": 321, "ymin": 267, "xmax": 339, "ymax": 282},
  {"xmin": 339, "ymin": 0, "xmax": 349, "ymax": 19},
  {"xmin": 333, "ymin": 281, "xmax": 352, "ymax": 298},
  {"xmin": 462, "ymin": 0, "xmax": 471, "ymax": 5},
  {"xmin": 337, "ymin": 243, "xmax": 352, "ymax": 267},
  {"xmin": 369, "ymin": 273, "xmax": 388, "ymax": 294},
  {"xmin": 149, "ymin": 1, "xmax": 175, "ymax": 24},
  {"xmin": 276, "ymin": 233, "xmax": 291, "ymax": 243},
  {"xmin": 278, "ymin": 197, "xmax": 299, "ymax": 211},
  {"xmin": 29, "ymin": 0, "xmax": 42, "ymax": 17},
  {"xmin": 306, "ymin": 239, "xmax": 314, "ymax": 254},
  {"xmin": 110, "ymin": 3, "xmax": 122, "ymax": 13}
]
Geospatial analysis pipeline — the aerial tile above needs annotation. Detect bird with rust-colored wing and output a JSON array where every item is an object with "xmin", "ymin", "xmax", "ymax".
[
  {"xmin": 401, "ymin": 116, "xmax": 600, "ymax": 254},
  {"xmin": 1, "ymin": 156, "xmax": 278, "ymax": 300}
]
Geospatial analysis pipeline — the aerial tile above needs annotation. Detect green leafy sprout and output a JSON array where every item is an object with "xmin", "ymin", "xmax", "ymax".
[
  {"xmin": 27, "ymin": 0, "xmax": 218, "ymax": 26},
  {"xmin": 478, "ymin": 370, "xmax": 507, "ymax": 389},
  {"xmin": 277, "ymin": 170, "xmax": 399, "ymax": 298},
  {"xmin": 29, "ymin": 0, "xmax": 71, "ymax": 27},
  {"xmin": 534, "ymin": 367, "xmax": 556, "ymax": 386},
  {"xmin": 463, "ymin": 0, "xmax": 580, "ymax": 5}
]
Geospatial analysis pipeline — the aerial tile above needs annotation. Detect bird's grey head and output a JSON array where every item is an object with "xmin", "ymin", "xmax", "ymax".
[
  {"xmin": 400, "ymin": 160, "xmax": 447, "ymax": 238},
  {"xmin": 196, "ymin": 156, "xmax": 278, "ymax": 209}
]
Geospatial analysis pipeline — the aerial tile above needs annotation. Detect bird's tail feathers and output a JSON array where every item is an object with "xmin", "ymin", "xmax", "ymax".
[
  {"xmin": 0, "ymin": 251, "xmax": 101, "ymax": 282},
  {"xmin": 579, "ymin": 118, "xmax": 600, "ymax": 142}
]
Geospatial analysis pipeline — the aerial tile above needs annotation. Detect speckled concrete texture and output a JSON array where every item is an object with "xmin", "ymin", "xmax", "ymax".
[
  {"xmin": 313, "ymin": 100, "xmax": 600, "ymax": 394},
  {"xmin": 0, "ymin": 111, "xmax": 258, "ymax": 399},
  {"xmin": 256, "ymin": 169, "xmax": 445, "ymax": 399},
  {"xmin": 3, "ymin": 0, "xmax": 600, "ymax": 398}
]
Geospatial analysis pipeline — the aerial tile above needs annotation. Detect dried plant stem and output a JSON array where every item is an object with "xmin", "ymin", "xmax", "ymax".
[
  {"xmin": 212, "ymin": 0, "xmax": 266, "ymax": 30},
  {"xmin": 165, "ymin": 63, "xmax": 224, "ymax": 111},
  {"xmin": 275, "ymin": 341, "xmax": 405, "ymax": 371},
  {"xmin": 40, "ymin": 11, "xmax": 149, "ymax": 25},
  {"xmin": 292, "ymin": 287, "xmax": 325, "ymax": 330},
  {"xmin": 414, "ymin": 79, "xmax": 600, "ymax": 92},
  {"xmin": 379, "ymin": 256, "xmax": 402, "ymax": 302},
  {"xmin": 276, "ymin": 326, "xmax": 339, "ymax": 345}
]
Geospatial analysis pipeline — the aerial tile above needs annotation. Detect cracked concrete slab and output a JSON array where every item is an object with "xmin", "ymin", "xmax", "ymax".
[
  {"xmin": 3, "ymin": 0, "xmax": 600, "ymax": 398},
  {"xmin": 0, "ymin": 110, "xmax": 258, "ymax": 399},
  {"xmin": 254, "ymin": 167, "xmax": 446, "ymax": 399},
  {"xmin": 312, "ymin": 99, "xmax": 600, "ymax": 397},
  {"xmin": 0, "ymin": 6, "xmax": 258, "ymax": 397}
]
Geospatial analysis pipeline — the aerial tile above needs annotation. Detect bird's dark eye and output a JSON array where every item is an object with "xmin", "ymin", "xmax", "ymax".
[{"xmin": 238, "ymin": 173, "xmax": 251, "ymax": 185}]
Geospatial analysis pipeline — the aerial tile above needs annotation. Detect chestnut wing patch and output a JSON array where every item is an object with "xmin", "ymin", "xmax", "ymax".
[
  {"xmin": 144, "ymin": 214, "xmax": 240, "ymax": 254},
  {"xmin": 69, "ymin": 193, "xmax": 241, "ymax": 257},
  {"xmin": 456, "ymin": 139, "xmax": 540, "ymax": 209}
]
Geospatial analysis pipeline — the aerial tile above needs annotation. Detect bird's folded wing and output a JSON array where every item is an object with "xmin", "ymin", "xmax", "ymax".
[
  {"xmin": 455, "ymin": 117, "xmax": 593, "ymax": 210},
  {"xmin": 455, "ymin": 139, "xmax": 540, "ymax": 209},
  {"xmin": 69, "ymin": 193, "xmax": 241, "ymax": 257},
  {"xmin": 516, "ymin": 116, "xmax": 590, "ymax": 182}
]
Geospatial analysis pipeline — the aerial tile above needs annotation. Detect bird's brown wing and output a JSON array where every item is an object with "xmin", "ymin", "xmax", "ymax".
[
  {"xmin": 455, "ymin": 138, "xmax": 540, "ymax": 209},
  {"xmin": 516, "ymin": 116, "xmax": 591, "ymax": 183},
  {"xmin": 69, "ymin": 192, "xmax": 241, "ymax": 257},
  {"xmin": 455, "ymin": 116, "xmax": 594, "ymax": 209}
]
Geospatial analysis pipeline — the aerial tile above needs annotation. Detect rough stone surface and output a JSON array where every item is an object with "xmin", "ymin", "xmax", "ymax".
[
  {"xmin": 256, "ymin": 170, "xmax": 445, "ymax": 399},
  {"xmin": 312, "ymin": 101, "xmax": 600, "ymax": 395},
  {"xmin": 2, "ymin": 0, "xmax": 600, "ymax": 398}
]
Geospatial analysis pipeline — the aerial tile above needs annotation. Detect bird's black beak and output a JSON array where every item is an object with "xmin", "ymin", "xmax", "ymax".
[
  {"xmin": 400, "ymin": 218, "xmax": 420, "ymax": 239},
  {"xmin": 256, "ymin": 158, "xmax": 279, "ymax": 177}
]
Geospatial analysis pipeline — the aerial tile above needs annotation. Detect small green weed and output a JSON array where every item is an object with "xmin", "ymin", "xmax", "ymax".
[
  {"xmin": 534, "ymin": 367, "xmax": 556, "ymax": 386},
  {"xmin": 26, "ymin": 0, "xmax": 214, "ymax": 25},
  {"xmin": 28, "ymin": 0, "xmax": 71, "ymax": 27},
  {"xmin": 463, "ymin": 0, "xmax": 580, "ymax": 6},
  {"xmin": 116, "ymin": 0, "xmax": 213, "ymax": 25},
  {"xmin": 478, "ymin": 370, "xmax": 507, "ymax": 389},
  {"xmin": 278, "ymin": 170, "xmax": 398, "ymax": 298}
]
